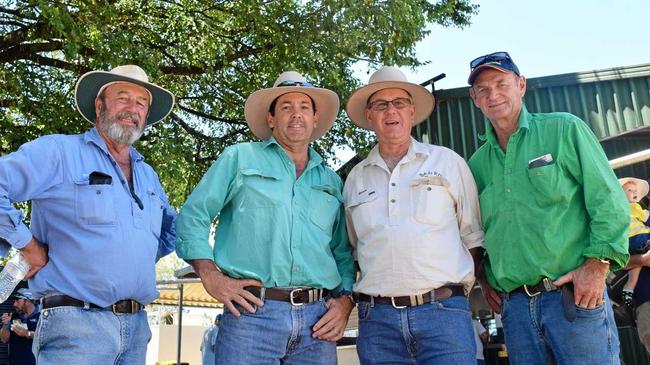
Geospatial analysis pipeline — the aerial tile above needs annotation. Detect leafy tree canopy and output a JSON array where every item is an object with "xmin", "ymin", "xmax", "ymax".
[{"xmin": 1, "ymin": 0, "xmax": 476, "ymax": 206}]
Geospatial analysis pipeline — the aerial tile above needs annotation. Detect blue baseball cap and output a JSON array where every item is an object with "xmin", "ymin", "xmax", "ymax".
[
  {"xmin": 468, "ymin": 51, "xmax": 520, "ymax": 85},
  {"xmin": 14, "ymin": 288, "xmax": 33, "ymax": 301}
]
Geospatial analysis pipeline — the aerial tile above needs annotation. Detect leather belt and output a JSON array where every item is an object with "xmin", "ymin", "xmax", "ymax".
[
  {"xmin": 511, "ymin": 277, "xmax": 559, "ymax": 297},
  {"xmin": 244, "ymin": 286, "xmax": 329, "ymax": 306},
  {"xmin": 41, "ymin": 295, "xmax": 144, "ymax": 314},
  {"xmin": 355, "ymin": 285, "xmax": 465, "ymax": 308}
]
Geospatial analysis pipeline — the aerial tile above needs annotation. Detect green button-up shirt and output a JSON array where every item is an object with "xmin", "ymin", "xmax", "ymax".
[
  {"xmin": 468, "ymin": 106, "xmax": 629, "ymax": 292},
  {"xmin": 175, "ymin": 138, "xmax": 355, "ymax": 291}
]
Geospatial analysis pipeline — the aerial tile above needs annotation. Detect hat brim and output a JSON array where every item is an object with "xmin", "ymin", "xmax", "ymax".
[
  {"xmin": 75, "ymin": 71, "xmax": 175, "ymax": 126},
  {"xmin": 467, "ymin": 64, "xmax": 513, "ymax": 85},
  {"xmin": 244, "ymin": 87, "xmax": 340, "ymax": 142},
  {"xmin": 345, "ymin": 81, "xmax": 434, "ymax": 130},
  {"xmin": 619, "ymin": 177, "xmax": 650, "ymax": 200}
]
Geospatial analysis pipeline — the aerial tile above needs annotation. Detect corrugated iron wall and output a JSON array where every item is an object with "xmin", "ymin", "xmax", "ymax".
[{"xmin": 415, "ymin": 63, "xmax": 650, "ymax": 166}]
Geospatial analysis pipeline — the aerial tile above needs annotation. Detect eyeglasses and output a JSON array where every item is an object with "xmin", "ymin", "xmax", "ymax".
[
  {"xmin": 367, "ymin": 97, "xmax": 412, "ymax": 112},
  {"xmin": 277, "ymin": 80, "xmax": 315, "ymax": 88},
  {"xmin": 470, "ymin": 51, "xmax": 512, "ymax": 70}
]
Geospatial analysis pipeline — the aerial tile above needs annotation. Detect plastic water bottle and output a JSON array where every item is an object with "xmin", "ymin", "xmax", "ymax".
[{"xmin": 0, "ymin": 254, "xmax": 30, "ymax": 303}]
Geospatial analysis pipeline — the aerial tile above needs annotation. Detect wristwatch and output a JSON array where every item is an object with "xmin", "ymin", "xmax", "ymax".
[{"xmin": 598, "ymin": 258, "xmax": 611, "ymax": 265}]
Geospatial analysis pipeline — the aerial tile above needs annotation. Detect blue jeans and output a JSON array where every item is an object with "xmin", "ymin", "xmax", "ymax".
[
  {"xmin": 356, "ymin": 295, "xmax": 475, "ymax": 364},
  {"xmin": 501, "ymin": 290, "xmax": 620, "ymax": 365},
  {"xmin": 33, "ymin": 306, "xmax": 150, "ymax": 364},
  {"xmin": 215, "ymin": 299, "xmax": 336, "ymax": 365}
]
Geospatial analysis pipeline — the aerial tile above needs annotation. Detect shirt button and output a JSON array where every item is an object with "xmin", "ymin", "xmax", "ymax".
[
  {"xmin": 391, "ymin": 183, "xmax": 396, "ymax": 187},
  {"xmin": 427, "ymin": 187, "xmax": 432, "ymax": 191},
  {"xmin": 506, "ymin": 188, "xmax": 511, "ymax": 193},
  {"xmin": 506, "ymin": 168, "xmax": 512, "ymax": 174},
  {"xmin": 96, "ymin": 190, "xmax": 101, "ymax": 195},
  {"xmin": 390, "ymin": 199, "xmax": 396, "ymax": 203}
]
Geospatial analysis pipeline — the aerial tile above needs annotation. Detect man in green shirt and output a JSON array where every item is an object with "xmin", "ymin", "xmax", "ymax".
[
  {"xmin": 175, "ymin": 71, "xmax": 355, "ymax": 364},
  {"xmin": 467, "ymin": 51, "xmax": 628, "ymax": 364}
]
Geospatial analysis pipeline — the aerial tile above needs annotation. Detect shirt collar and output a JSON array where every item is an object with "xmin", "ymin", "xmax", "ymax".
[
  {"xmin": 479, "ymin": 104, "xmax": 530, "ymax": 148},
  {"xmin": 262, "ymin": 137, "xmax": 324, "ymax": 167},
  {"xmin": 83, "ymin": 127, "xmax": 144, "ymax": 162},
  {"xmin": 360, "ymin": 137, "xmax": 423, "ymax": 168}
]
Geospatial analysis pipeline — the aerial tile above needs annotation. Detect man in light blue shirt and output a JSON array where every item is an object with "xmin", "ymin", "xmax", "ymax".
[
  {"xmin": 176, "ymin": 71, "xmax": 355, "ymax": 365},
  {"xmin": 0, "ymin": 65, "xmax": 177, "ymax": 364},
  {"xmin": 200, "ymin": 314, "xmax": 222, "ymax": 365}
]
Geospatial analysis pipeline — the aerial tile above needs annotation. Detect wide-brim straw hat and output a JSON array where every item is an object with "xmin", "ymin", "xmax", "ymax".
[
  {"xmin": 75, "ymin": 65, "xmax": 175, "ymax": 126},
  {"xmin": 244, "ymin": 71, "xmax": 339, "ymax": 142},
  {"xmin": 619, "ymin": 177, "xmax": 650, "ymax": 201},
  {"xmin": 345, "ymin": 66, "xmax": 435, "ymax": 130}
]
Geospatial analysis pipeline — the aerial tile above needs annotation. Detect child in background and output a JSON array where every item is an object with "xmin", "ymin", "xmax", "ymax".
[{"xmin": 620, "ymin": 177, "xmax": 650, "ymax": 307}]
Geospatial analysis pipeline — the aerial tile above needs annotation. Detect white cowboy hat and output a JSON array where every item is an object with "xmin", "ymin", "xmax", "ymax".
[
  {"xmin": 75, "ymin": 65, "xmax": 175, "ymax": 126},
  {"xmin": 345, "ymin": 66, "xmax": 435, "ymax": 130},
  {"xmin": 619, "ymin": 177, "xmax": 650, "ymax": 202},
  {"xmin": 244, "ymin": 71, "xmax": 340, "ymax": 142}
]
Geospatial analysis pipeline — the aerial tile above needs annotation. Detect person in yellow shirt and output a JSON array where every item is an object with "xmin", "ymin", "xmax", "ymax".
[{"xmin": 620, "ymin": 177, "xmax": 650, "ymax": 306}]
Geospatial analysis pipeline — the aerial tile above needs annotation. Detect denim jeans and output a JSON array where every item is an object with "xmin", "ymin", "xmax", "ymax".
[
  {"xmin": 356, "ymin": 295, "xmax": 475, "ymax": 364},
  {"xmin": 33, "ymin": 306, "xmax": 151, "ymax": 364},
  {"xmin": 501, "ymin": 290, "xmax": 620, "ymax": 365},
  {"xmin": 215, "ymin": 299, "xmax": 336, "ymax": 365}
]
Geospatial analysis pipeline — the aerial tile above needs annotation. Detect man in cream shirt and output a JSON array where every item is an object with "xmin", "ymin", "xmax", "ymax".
[{"xmin": 344, "ymin": 67, "xmax": 484, "ymax": 364}]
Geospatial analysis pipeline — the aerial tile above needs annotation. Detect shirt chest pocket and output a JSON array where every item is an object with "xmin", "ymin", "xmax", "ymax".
[
  {"xmin": 148, "ymin": 190, "xmax": 165, "ymax": 238},
  {"xmin": 410, "ymin": 184, "xmax": 456, "ymax": 227},
  {"xmin": 239, "ymin": 169, "xmax": 281, "ymax": 208},
  {"xmin": 309, "ymin": 186, "xmax": 342, "ymax": 232},
  {"xmin": 74, "ymin": 180, "xmax": 116, "ymax": 226},
  {"xmin": 526, "ymin": 163, "xmax": 563, "ymax": 205},
  {"xmin": 345, "ymin": 191, "xmax": 380, "ymax": 237}
]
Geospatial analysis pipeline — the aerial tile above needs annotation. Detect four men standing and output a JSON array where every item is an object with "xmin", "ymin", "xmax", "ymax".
[{"xmin": 0, "ymin": 56, "xmax": 637, "ymax": 363}]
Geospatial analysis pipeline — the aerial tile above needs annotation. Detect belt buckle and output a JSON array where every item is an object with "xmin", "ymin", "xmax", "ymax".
[
  {"xmin": 542, "ymin": 277, "xmax": 554, "ymax": 292},
  {"xmin": 523, "ymin": 284, "xmax": 541, "ymax": 297},
  {"xmin": 390, "ymin": 297, "xmax": 407, "ymax": 309},
  {"xmin": 289, "ymin": 288, "xmax": 304, "ymax": 306}
]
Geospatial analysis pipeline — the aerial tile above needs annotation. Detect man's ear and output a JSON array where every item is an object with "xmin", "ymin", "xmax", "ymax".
[
  {"xmin": 469, "ymin": 87, "xmax": 478, "ymax": 107},
  {"xmin": 94, "ymin": 97, "xmax": 102, "ymax": 118},
  {"xmin": 266, "ymin": 111, "xmax": 274, "ymax": 129}
]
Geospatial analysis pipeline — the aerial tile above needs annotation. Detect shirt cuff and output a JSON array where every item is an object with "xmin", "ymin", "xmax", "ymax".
[
  {"xmin": 174, "ymin": 237, "xmax": 214, "ymax": 262},
  {"xmin": 583, "ymin": 244, "xmax": 629, "ymax": 271}
]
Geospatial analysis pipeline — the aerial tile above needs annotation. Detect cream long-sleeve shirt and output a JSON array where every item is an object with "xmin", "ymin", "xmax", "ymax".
[{"xmin": 344, "ymin": 138, "xmax": 484, "ymax": 296}]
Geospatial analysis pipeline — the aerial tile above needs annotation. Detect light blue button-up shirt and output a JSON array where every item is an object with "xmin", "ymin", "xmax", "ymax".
[
  {"xmin": 0, "ymin": 128, "xmax": 176, "ymax": 306},
  {"xmin": 176, "ymin": 138, "xmax": 355, "ymax": 291}
]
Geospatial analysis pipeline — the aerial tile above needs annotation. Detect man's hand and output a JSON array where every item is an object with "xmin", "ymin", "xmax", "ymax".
[
  {"xmin": 191, "ymin": 259, "xmax": 264, "ymax": 317},
  {"xmin": 0, "ymin": 313, "xmax": 10, "ymax": 326},
  {"xmin": 20, "ymin": 238, "xmax": 48, "ymax": 279},
  {"xmin": 554, "ymin": 258, "xmax": 608, "ymax": 309},
  {"xmin": 12, "ymin": 325, "xmax": 28, "ymax": 337},
  {"xmin": 312, "ymin": 296, "xmax": 354, "ymax": 342}
]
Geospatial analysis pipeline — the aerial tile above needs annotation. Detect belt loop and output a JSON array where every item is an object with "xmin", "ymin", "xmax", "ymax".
[
  {"xmin": 370, "ymin": 296, "xmax": 375, "ymax": 308},
  {"xmin": 259, "ymin": 287, "xmax": 266, "ymax": 301},
  {"xmin": 429, "ymin": 290, "xmax": 435, "ymax": 304}
]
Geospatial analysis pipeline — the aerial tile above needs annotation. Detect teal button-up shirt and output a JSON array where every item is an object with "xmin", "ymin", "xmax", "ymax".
[
  {"xmin": 176, "ymin": 138, "xmax": 355, "ymax": 291},
  {"xmin": 468, "ymin": 106, "xmax": 629, "ymax": 292}
]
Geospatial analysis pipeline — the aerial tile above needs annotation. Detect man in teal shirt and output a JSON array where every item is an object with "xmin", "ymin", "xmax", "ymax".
[
  {"xmin": 467, "ymin": 52, "xmax": 628, "ymax": 364},
  {"xmin": 176, "ymin": 71, "xmax": 355, "ymax": 364}
]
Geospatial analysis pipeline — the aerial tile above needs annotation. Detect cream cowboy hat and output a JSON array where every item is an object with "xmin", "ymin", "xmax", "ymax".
[
  {"xmin": 619, "ymin": 177, "xmax": 650, "ymax": 202},
  {"xmin": 244, "ymin": 71, "xmax": 340, "ymax": 142},
  {"xmin": 345, "ymin": 66, "xmax": 435, "ymax": 130},
  {"xmin": 75, "ymin": 65, "xmax": 175, "ymax": 126}
]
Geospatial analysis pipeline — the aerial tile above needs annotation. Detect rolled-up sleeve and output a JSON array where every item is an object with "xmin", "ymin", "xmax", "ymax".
[{"xmin": 454, "ymin": 156, "xmax": 485, "ymax": 250}]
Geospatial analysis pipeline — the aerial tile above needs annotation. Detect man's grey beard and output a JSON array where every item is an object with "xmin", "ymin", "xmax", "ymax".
[{"xmin": 97, "ymin": 107, "xmax": 145, "ymax": 146}]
